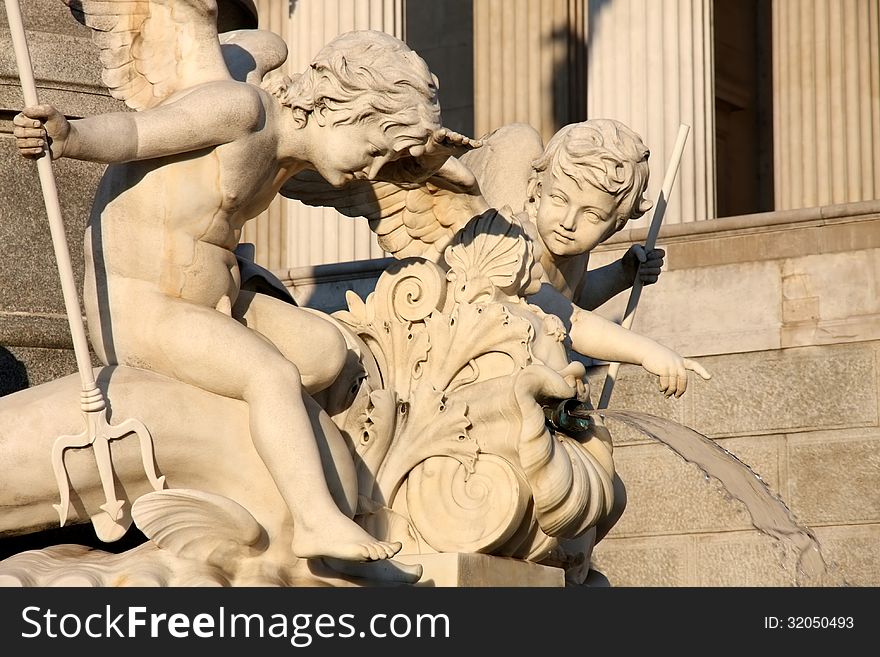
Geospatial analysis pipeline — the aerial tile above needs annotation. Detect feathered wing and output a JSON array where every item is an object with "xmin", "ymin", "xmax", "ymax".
[
  {"xmin": 219, "ymin": 28, "xmax": 290, "ymax": 86},
  {"xmin": 281, "ymin": 169, "xmax": 489, "ymax": 262},
  {"xmin": 64, "ymin": 0, "xmax": 233, "ymax": 110},
  {"xmin": 459, "ymin": 122, "xmax": 545, "ymax": 214}
]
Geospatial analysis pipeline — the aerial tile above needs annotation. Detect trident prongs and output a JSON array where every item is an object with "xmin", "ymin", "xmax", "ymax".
[{"xmin": 51, "ymin": 387, "xmax": 165, "ymax": 542}]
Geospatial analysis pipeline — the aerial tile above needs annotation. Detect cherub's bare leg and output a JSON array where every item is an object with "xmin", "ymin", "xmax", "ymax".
[
  {"xmin": 232, "ymin": 290, "xmax": 347, "ymax": 395},
  {"xmin": 116, "ymin": 294, "xmax": 400, "ymax": 562}
]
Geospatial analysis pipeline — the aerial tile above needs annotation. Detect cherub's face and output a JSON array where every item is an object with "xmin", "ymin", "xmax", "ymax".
[
  {"xmin": 309, "ymin": 119, "xmax": 427, "ymax": 187},
  {"xmin": 533, "ymin": 170, "xmax": 622, "ymax": 258}
]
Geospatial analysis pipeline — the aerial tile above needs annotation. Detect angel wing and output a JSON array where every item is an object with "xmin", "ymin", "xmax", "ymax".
[
  {"xmin": 458, "ymin": 122, "xmax": 545, "ymax": 214},
  {"xmin": 219, "ymin": 28, "xmax": 290, "ymax": 86},
  {"xmin": 281, "ymin": 123, "xmax": 546, "ymax": 263},
  {"xmin": 281, "ymin": 164, "xmax": 490, "ymax": 263},
  {"xmin": 65, "ymin": 0, "xmax": 252, "ymax": 110}
]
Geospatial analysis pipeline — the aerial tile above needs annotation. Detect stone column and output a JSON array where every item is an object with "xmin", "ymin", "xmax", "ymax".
[
  {"xmin": 772, "ymin": 0, "xmax": 880, "ymax": 210},
  {"xmin": 473, "ymin": 0, "xmax": 587, "ymax": 144},
  {"xmin": 586, "ymin": 0, "xmax": 716, "ymax": 228},
  {"xmin": 246, "ymin": 0, "xmax": 403, "ymax": 269}
]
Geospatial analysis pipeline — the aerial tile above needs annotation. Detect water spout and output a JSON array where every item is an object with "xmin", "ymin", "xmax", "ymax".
[{"xmin": 558, "ymin": 405, "xmax": 846, "ymax": 586}]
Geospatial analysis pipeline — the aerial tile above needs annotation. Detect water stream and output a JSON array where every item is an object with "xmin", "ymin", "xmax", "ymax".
[{"xmin": 569, "ymin": 408, "xmax": 845, "ymax": 586}]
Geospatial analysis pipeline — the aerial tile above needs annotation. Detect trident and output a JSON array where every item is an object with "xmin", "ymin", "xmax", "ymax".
[{"xmin": 4, "ymin": 0, "xmax": 165, "ymax": 541}]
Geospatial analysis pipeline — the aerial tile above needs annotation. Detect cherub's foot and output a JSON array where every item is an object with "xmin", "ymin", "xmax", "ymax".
[{"xmin": 292, "ymin": 515, "xmax": 402, "ymax": 562}]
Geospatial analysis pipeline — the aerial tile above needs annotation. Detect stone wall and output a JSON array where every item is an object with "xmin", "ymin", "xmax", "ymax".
[
  {"xmin": 584, "ymin": 201, "xmax": 880, "ymax": 586},
  {"xmin": 283, "ymin": 200, "xmax": 880, "ymax": 586},
  {"xmin": 0, "ymin": 0, "xmax": 117, "ymax": 393}
]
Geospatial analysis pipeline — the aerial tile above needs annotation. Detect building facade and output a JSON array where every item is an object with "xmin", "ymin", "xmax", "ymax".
[
  {"xmin": 1, "ymin": 0, "xmax": 878, "ymax": 585},
  {"xmin": 271, "ymin": 0, "xmax": 880, "ymax": 587}
]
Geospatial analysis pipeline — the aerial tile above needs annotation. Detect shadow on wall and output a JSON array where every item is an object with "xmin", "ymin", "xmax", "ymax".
[
  {"xmin": 0, "ymin": 347, "xmax": 28, "ymax": 397},
  {"xmin": 548, "ymin": 0, "xmax": 615, "ymax": 134},
  {"xmin": 405, "ymin": 0, "xmax": 475, "ymax": 138},
  {"xmin": 550, "ymin": 23, "xmax": 587, "ymax": 132}
]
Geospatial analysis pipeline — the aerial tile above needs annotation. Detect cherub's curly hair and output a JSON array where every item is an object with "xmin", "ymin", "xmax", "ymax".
[
  {"xmin": 271, "ymin": 30, "xmax": 442, "ymax": 150},
  {"xmin": 530, "ymin": 119, "xmax": 653, "ymax": 229}
]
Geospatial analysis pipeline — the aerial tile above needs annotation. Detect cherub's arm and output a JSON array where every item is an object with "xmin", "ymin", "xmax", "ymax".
[
  {"xmin": 13, "ymin": 82, "xmax": 262, "ymax": 164},
  {"xmin": 529, "ymin": 282, "xmax": 708, "ymax": 397},
  {"xmin": 575, "ymin": 245, "xmax": 665, "ymax": 311}
]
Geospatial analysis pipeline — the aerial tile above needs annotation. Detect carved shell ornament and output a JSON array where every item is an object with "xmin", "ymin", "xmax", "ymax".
[
  {"xmin": 334, "ymin": 211, "xmax": 617, "ymax": 560},
  {"xmin": 444, "ymin": 208, "xmax": 543, "ymax": 304}
]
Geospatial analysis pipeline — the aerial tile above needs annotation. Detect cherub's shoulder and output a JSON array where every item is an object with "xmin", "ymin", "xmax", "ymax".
[
  {"xmin": 197, "ymin": 79, "xmax": 268, "ymax": 104},
  {"xmin": 162, "ymin": 80, "xmax": 267, "ymax": 122}
]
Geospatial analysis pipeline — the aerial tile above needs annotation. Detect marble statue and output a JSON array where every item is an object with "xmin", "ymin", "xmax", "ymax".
[
  {"xmin": 0, "ymin": 0, "xmax": 705, "ymax": 587},
  {"xmin": 285, "ymin": 118, "xmax": 711, "ymax": 398},
  {"xmin": 6, "ymin": 0, "xmax": 476, "ymax": 578}
]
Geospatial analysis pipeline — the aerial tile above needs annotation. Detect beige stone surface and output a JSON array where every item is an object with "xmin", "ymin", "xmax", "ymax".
[
  {"xmin": 780, "ymin": 250, "xmax": 880, "ymax": 348},
  {"xmin": 606, "ymin": 435, "xmax": 782, "ymax": 537},
  {"xmin": 587, "ymin": 212, "xmax": 880, "ymax": 357},
  {"xmin": 590, "ymin": 536, "xmax": 691, "ymax": 587},
  {"xmin": 603, "ymin": 207, "xmax": 880, "ymax": 266},
  {"xmin": 812, "ymin": 524, "xmax": 880, "ymax": 587},
  {"xmin": 629, "ymin": 263, "xmax": 784, "ymax": 357},
  {"xmin": 396, "ymin": 552, "xmax": 564, "ymax": 587},
  {"xmin": 787, "ymin": 428, "xmax": 880, "ymax": 525},
  {"xmin": 690, "ymin": 344, "xmax": 878, "ymax": 438},
  {"xmin": 694, "ymin": 530, "xmax": 798, "ymax": 586}
]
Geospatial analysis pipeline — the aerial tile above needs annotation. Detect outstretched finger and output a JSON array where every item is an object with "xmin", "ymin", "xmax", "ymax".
[{"xmin": 683, "ymin": 358, "xmax": 711, "ymax": 380}]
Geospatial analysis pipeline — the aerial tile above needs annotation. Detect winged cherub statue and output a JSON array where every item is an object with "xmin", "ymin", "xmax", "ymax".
[
  {"xmin": 283, "ymin": 119, "xmax": 710, "ymax": 399},
  {"xmin": 12, "ymin": 0, "xmax": 479, "ymax": 565}
]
